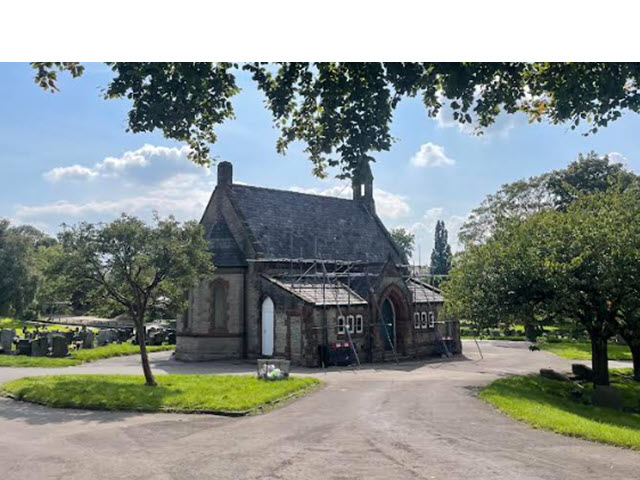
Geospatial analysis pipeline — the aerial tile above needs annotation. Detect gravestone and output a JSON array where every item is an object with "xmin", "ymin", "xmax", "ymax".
[
  {"xmin": 30, "ymin": 337, "xmax": 48, "ymax": 357},
  {"xmin": 16, "ymin": 339, "xmax": 31, "ymax": 356},
  {"xmin": 51, "ymin": 335, "xmax": 68, "ymax": 357},
  {"xmin": 540, "ymin": 368, "xmax": 571, "ymax": 382},
  {"xmin": 1, "ymin": 329, "xmax": 15, "ymax": 354},
  {"xmin": 571, "ymin": 363, "xmax": 594, "ymax": 381},
  {"xmin": 147, "ymin": 329, "xmax": 166, "ymax": 346},
  {"xmin": 96, "ymin": 330, "xmax": 109, "ymax": 347},
  {"xmin": 117, "ymin": 328, "xmax": 133, "ymax": 343},
  {"xmin": 83, "ymin": 330, "xmax": 95, "ymax": 349}
]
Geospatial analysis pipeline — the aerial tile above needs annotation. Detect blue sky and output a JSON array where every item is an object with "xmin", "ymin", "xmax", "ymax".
[{"xmin": 2, "ymin": 62, "xmax": 639, "ymax": 262}]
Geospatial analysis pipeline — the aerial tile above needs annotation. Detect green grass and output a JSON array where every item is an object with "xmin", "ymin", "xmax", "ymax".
[
  {"xmin": 1, "ymin": 374, "xmax": 320, "ymax": 414},
  {"xmin": 0, "ymin": 342, "xmax": 174, "ymax": 368},
  {"xmin": 480, "ymin": 373, "xmax": 640, "ymax": 450},
  {"xmin": 1, "ymin": 317, "xmax": 97, "ymax": 334},
  {"xmin": 540, "ymin": 341, "xmax": 632, "ymax": 361}
]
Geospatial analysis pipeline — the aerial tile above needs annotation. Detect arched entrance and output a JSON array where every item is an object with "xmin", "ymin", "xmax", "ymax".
[
  {"xmin": 380, "ymin": 297, "xmax": 396, "ymax": 350},
  {"xmin": 261, "ymin": 297, "xmax": 274, "ymax": 356}
]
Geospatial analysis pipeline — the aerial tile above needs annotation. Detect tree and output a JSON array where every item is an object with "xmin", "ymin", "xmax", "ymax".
[
  {"xmin": 600, "ymin": 188, "xmax": 640, "ymax": 381},
  {"xmin": 430, "ymin": 221, "xmax": 452, "ymax": 276},
  {"xmin": 58, "ymin": 214, "xmax": 213, "ymax": 386},
  {"xmin": 459, "ymin": 152, "xmax": 638, "ymax": 246},
  {"xmin": 389, "ymin": 228, "xmax": 414, "ymax": 260},
  {"xmin": 443, "ymin": 218, "xmax": 553, "ymax": 341},
  {"xmin": 0, "ymin": 220, "xmax": 51, "ymax": 318},
  {"xmin": 446, "ymin": 189, "xmax": 639, "ymax": 386},
  {"xmin": 441, "ymin": 242, "xmax": 504, "ymax": 337},
  {"xmin": 32, "ymin": 62, "xmax": 640, "ymax": 179}
]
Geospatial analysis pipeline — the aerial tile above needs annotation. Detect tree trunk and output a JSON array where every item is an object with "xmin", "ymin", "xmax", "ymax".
[
  {"xmin": 590, "ymin": 334, "xmax": 610, "ymax": 386},
  {"xmin": 136, "ymin": 320, "xmax": 156, "ymax": 387},
  {"xmin": 630, "ymin": 343, "xmax": 640, "ymax": 382}
]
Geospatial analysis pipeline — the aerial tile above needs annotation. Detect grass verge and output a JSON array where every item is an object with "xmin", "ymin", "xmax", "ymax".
[
  {"xmin": 0, "ymin": 343, "xmax": 174, "ymax": 368},
  {"xmin": 479, "ymin": 372, "xmax": 640, "ymax": 450},
  {"xmin": 539, "ymin": 341, "xmax": 632, "ymax": 361},
  {"xmin": 1, "ymin": 374, "xmax": 320, "ymax": 414},
  {"xmin": 1, "ymin": 317, "xmax": 96, "ymax": 333}
]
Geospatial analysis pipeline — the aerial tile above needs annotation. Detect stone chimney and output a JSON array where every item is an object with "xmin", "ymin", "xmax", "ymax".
[
  {"xmin": 352, "ymin": 163, "xmax": 375, "ymax": 214},
  {"xmin": 217, "ymin": 161, "xmax": 233, "ymax": 187}
]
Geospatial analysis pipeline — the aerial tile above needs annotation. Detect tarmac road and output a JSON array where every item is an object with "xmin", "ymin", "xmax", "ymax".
[{"xmin": 0, "ymin": 340, "xmax": 637, "ymax": 480}]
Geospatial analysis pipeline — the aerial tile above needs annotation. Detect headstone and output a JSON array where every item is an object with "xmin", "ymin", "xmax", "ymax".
[
  {"xmin": 96, "ymin": 330, "xmax": 109, "ymax": 347},
  {"xmin": 540, "ymin": 368, "xmax": 571, "ymax": 382},
  {"xmin": 30, "ymin": 337, "xmax": 48, "ymax": 357},
  {"xmin": 571, "ymin": 363, "xmax": 594, "ymax": 381},
  {"xmin": 148, "ymin": 329, "xmax": 166, "ymax": 346},
  {"xmin": 1, "ymin": 329, "xmax": 16, "ymax": 354},
  {"xmin": 592, "ymin": 385, "xmax": 623, "ymax": 409},
  {"xmin": 107, "ymin": 329, "xmax": 119, "ymax": 343},
  {"xmin": 83, "ymin": 330, "xmax": 95, "ymax": 349},
  {"xmin": 51, "ymin": 335, "xmax": 68, "ymax": 357},
  {"xmin": 16, "ymin": 339, "xmax": 31, "ymax": 356}
]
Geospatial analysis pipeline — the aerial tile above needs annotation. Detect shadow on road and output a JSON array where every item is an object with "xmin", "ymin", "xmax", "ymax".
[{"xmin": 0, "ymin": 397, "xmax": 144, "ymax": 425}]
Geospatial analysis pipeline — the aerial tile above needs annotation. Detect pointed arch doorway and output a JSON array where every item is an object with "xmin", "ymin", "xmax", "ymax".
[{"xmin": 380, "ymin": 297, "xmax": 396, "ymax": 350}]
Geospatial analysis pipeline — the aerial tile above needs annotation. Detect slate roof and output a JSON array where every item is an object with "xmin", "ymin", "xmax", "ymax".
[
  {"xmin": 207, "ymin": 218, "xmax": 246, "ymax": 267},
  {"xmin": 228, "ymin": 184, "xmax": 404, "ymax": 263},
  {"xmin": 408, "ymin": 279, "xmax": 445, "ymax": 304},
  {"xmin": 264, "ymin": 276, "xmax": 368, "ymax": 306}
]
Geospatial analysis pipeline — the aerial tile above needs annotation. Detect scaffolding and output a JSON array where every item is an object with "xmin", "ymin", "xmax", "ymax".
[{"xmin": 270, "ymin": 255, "xmax": 453, "ymax": 368}]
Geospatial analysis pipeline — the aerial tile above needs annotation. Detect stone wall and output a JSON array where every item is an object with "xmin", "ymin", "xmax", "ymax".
[{"xmin": 175, "ymin": 269, "xmax": 245, "ymax": 361}]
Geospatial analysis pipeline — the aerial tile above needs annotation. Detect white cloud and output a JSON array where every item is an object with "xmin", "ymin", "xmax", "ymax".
[
  {"xmin": 410, "ymin": 142, "xmax": 455, "ymax": 168},
  {"xmin": 608, "ymin": 151, "xmax": 629, "ymax": 167},
  {"xmin": 289, "ymin": 184, "xmax": 410, "ymax": 220},
  {"xmin": 434, "ymin": 89, "xmax": 528, "ymax": 139},
  {"xmin": 43, "ymin": 165, "xmax": 98, "ymax": 182},
  {"xmin": 373, "ymin": 189, "xmax": 411, "ymax": 219},
  {"xmin": 15, "ymin": 173, "xmax": 215, "ymax": 231},
  {"xmin": 404, "ymin": 207, "xmax": 468, "ymax": 263},
  {"xmin": 43, "ymin": 144, "xmax": 207, "ymax": 183}
]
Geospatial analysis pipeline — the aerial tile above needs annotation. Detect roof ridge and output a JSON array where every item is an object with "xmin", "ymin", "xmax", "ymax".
[{"xmin": 231, "ymin": 183, "xmax": 354, "ymax": 203}]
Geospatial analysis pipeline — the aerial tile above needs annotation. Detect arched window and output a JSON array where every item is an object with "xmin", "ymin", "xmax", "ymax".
[{"xmin": 213, "ymin": 283, "xmax": 226, "ymax": 328}]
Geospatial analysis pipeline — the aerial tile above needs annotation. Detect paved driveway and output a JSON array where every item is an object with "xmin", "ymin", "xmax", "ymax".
[{"xmin": 0, "ymin": 341, "xmax": 637, "ymax": 480}]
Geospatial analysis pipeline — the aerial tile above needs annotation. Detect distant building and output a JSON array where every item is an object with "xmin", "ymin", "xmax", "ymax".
[{"xmin": 175, "ymin": 161, "xmax": 461, "ymax": 366}]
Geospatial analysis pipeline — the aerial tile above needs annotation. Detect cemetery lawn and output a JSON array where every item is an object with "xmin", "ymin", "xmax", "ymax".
[
  {"xmin": 0, "ymin": 343, "xmax": 174, "ymax": 368},
  {"xmin": 479, "ymin": 370, "xmax": 640, "ymax": 450},
  {"xmin": 540, "ymin": 341, "xmax": 632, "ymax": 361},
  {"xmin": 0, "ymin": 317, "xmax": 97, "ymax": 333},
  {"xmin": 1, "ymin": 374, "xmax": 321, "ymax": 414}
]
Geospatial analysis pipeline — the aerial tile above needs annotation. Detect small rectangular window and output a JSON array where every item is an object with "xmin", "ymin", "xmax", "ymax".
[
  {"xmin": 337, "ymin": 316, "xmax": 345, "ymax": 334},
  {"xmin": 421, "ymin": 312, "xmax": 428, "ymax": 329},
  {"xmin": 355, "ymin": 315, "xmax": 363, "ymax": 333},
  {"xmin": 429, "ymin": 311, "xmax": 436, "ymax": 328},
  {"xmin": 346, "ymin": 315, "xmax": 355, "ymax": 334},
  {"xmin": 414, "ymin": 312, "xmax": 421, "ymax": 329}
]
